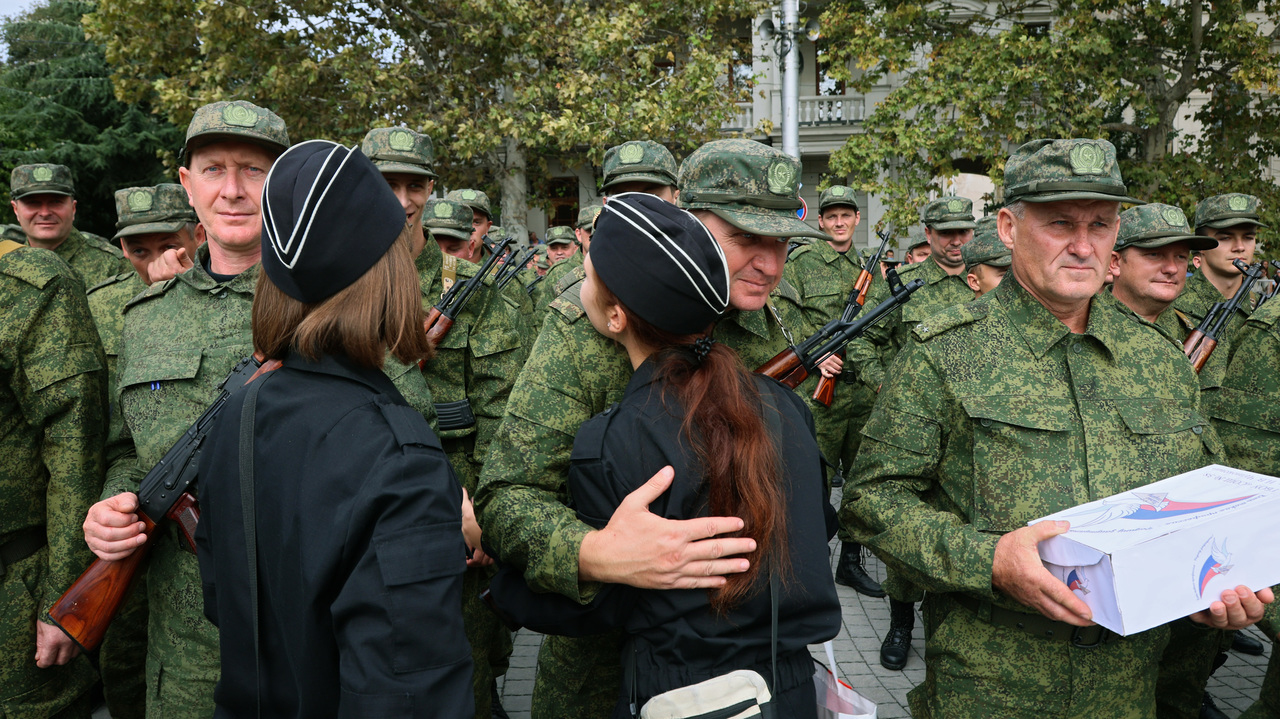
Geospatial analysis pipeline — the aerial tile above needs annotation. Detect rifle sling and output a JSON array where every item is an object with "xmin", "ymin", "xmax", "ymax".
[{"xmin": 238, "ymin": 370, "xmax": 276, "ymax": 719}]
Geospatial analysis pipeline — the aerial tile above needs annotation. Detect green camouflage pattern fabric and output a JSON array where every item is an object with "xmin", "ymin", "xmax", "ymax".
[
  {"xmin": 87, "ymin": 269, "xmax": 147, "ymax": 425},
  {"xmin": 921, "ymin": 196, "xmax": 976, "ymax": 230},
  {"xmin": 476, "ymin": 271, "xmax": 823, "ymax": 718},
  {"xmin": 577, "ymin": 204, "xmax": 602, "ymax": 230},
  {"xmin": 961, "ymin": 217, "xmax": 1010, "ymax": 269},
  {"xmin": 11, "ymin": 163, "xmax": 74, "ymax": 199},
  {"xmin": 678, "ymin": 139, "xmax": 828, "ymax": 242},
  {"xmin": 844, "ymin": 256, "xmax": 975, "ymax": 391},
  {"xmin": 445, "ymin": 188, "xmax": 493, "ymax": 219},
  {"xmin": 361, "ymin": 126, "xmax": 437, "ymax": 178},
  {"xmin": 184, "ymin": 100, "xmax": 288, "ymax": 156},
  {"xmin": 1115, "ymin": 203, "xmax": 1208, "ymax": 251},
  {"xmin": 0, "ymin": 245, "xmax": 105, "ymax": 716},
  {"xmin": 818, "ymin": 185, "xmax": 859, "ymax": 212},
  {"xmin": 486, "ymin": 226, "xmax": 508, "ymax": 243},
  {"xmin": 106, "ymin": 244, "xmax": 436, "ymax": 717},
  {"xmin": 841, "ymin": 275, "xmax": 1220, "ymax": 718},
  {"xmin": 426, "ymin": 199, "xmax": 474, "ymax": 240},
  {"xmin": 1155, "ymin": 619, "xmax": 1226, "ymax": 719},
  {"xmin": 113, "ymin": 184, "xmax": 196, "ymax": 240},
  {"xmin": 545, "ymin": 225, "xmax": 576, "ymax": 245},
  {"xmin": 536, "ymin": 252, "xmax": 584, "ymax": 316},
  {"xmin": 1203, "ymin": 296, "xmax": 1280, "ymax": 476},
  {"xmin": 1194, "ymin": 193, "xmax": 1267, "ymax": 230},
  {"xmin": 26, "ymin": 228, "xmax": 132, "ymax": 291},
  {"xmin": 602, "ymin": 140, "xmax": 678, "ymax": 189},
  {"xmin": 1004, "ymin": 138, "xmax": 1143, "ymax": 205},
  {"xmin": 906, "ymin": 225, "xmax": 928, "ymax": 250}
]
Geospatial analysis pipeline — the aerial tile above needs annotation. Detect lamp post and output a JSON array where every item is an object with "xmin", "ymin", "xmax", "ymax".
[{"xmin": 759, "ymin": 3, "xmax": 820, "ymax": 161}]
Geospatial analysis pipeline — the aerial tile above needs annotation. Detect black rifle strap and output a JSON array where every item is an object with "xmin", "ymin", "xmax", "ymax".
[
  {"xmin": 761, "ymin": 392, "xmax": 783, "ymax": 701},
  {"xmin": 238, "ymin": 375, "xmax": 269, "ymax": 719}
]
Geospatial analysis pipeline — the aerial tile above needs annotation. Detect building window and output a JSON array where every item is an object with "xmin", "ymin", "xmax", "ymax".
[{"xmin": 816, "ymin": 43, "xmax": 845, "ymax": 96}]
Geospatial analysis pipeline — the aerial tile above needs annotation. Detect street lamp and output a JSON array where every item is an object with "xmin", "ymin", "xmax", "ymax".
[{"xmin": 759, "ymin": 3, "xmax": 819, "ymax": 160}]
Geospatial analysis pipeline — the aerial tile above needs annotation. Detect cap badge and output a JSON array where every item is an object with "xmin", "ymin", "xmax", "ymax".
[
  {"xmin": 1228, "ymin": 196, "xmax": 1249, "ymax": 212},
  {"xmin": 1161, "ymin": 207, "xmax": 1185, "ymax": 227},
  {"xmin": 128, "ymin": 191, "xmax": 153, "ymax": 212},
  {"xmin": 32, "ymin": 167, "xmax": 53, "ymax": 182},
  {"xmin": 1069, "ymin": 143, "xmax": 1107, "ymax": 176},
  {"xmin": 618, "ymin": 144, "xmax": 644, "ymax": 164},
  {"xmin": 221, "ymin": 104, "xmax": 258, "ymax": 128},
  {"xmin": 462, "ymin": 190, "xmax": 478, "ymax": 200},
  {"xmin": 766, "ymin": 160, "xmax": 798, "ymax": 196},
  {"xmin": 947, "ymin": 199, "xmax": 964, "ymax": 212},
  {"xmin": 830, "ymin": 186, "xmax": 846, "ymax": 197},
  {"xmin": 389, "ymin": 130, "xmax": 414, "ymax": 151},
  {"xmin": 434, "ymin": 202, "xmax": 453, "ymax": 218}
]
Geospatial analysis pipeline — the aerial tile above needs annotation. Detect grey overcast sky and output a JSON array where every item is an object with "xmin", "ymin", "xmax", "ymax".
[{"xmin": 0, "ymin": 0, "xmax": 33, "ymax": 19}]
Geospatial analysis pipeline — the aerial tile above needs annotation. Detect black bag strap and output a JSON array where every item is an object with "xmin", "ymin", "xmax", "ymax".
[
  {"xmin": 238, "ymin": 376, "xmax": 268, "ymax": 719},
  {"xmin": 761, "ymin": 390, "xmax": 784, "ymax": 707}
]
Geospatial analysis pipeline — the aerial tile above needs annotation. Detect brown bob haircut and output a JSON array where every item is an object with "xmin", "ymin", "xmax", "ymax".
[{"xmin": 252, "ymin": 225, "xmax": 433, "ymax": 368}]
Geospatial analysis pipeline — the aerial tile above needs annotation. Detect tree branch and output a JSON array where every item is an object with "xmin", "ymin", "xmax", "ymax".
[{"xmin": 1102, "ymin": 121, "xmax": 1143, "ymax": 134}]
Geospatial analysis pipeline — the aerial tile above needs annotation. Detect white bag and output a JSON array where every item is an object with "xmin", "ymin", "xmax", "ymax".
[
  {"xmin": 639, "ymin": 669, "xmax": 773, "ymax": 719},
  {"xmin": 814, "ymin": 641, "xmax": 877, "ymax": 719}
]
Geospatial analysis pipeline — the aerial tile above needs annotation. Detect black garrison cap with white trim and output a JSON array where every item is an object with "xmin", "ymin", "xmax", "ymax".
[
  {"xmin": 260, "ymin": 140, "xmax": 406, "ymax": 303},
  {"xmin": 591, "ymin": 192, "xmax": 729, "ymax": 335}
]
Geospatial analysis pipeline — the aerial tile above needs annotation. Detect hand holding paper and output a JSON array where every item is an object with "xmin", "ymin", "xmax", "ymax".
[
  {"xmin": 1189, "ymin": 584, "xmax": 1274, "ymax": 630},
  {"xmin": 993, "ymin": 520, "xmax": 1094, "ymax": 627}
]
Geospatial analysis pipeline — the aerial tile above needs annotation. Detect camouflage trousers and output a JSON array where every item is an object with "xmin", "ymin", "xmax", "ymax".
[
  {"xmin": 910, "ymin": 594, "xmax": 1169, "ymax": 719},
  {"xmin": 531, "ymin": 632, "xmax": 624, "ymax": 719},
  {"xmin": 463, "ymin": 565, "xmax": 513, "ymax": 719},
  {"xmin": 1240, "ymin": 648, "xmax": 1280, "ymax": 719},
  {"xmin": 144, "ymin": 527, "xmax": 219, "ymax": 719},
  {"xmin": 0, "ymin": 548, "xmax": 95, "ymax": 718},
  {"xmin": 1154, "ymin": 619, "xmax": 1225, "ymax": 719},
  {"xmin": 825, "ymin": 384, "xmax": 871, "ymax": 543},
  {"xmin": 100, "ymin": 575, "xmax": 148, "ymax": 719}
]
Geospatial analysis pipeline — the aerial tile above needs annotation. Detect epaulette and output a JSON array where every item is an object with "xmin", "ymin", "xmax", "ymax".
[
  {"xmin": 87, "ymin": 269, "xmax": 137, "ymax": 294},
  {"xmin": 0, "ymin": 245, "xmax": 65, "ymax": 289},
  {"xmin": 787, "ymin": 243, "xmax": 815, "ymax": 260},
  {"xmin": 894, "ymin": 260, "xmax": 927, "ymax": 277},
  {"xmin": 910, "ymin": 300, "xmax": 987, "ymax": 342},
  {"xmin": 549, "ymin": 277, "xmax": 587, "ymax": 323},
  {"xmin": 81, "ymin": 231, "xmax": 125, "ymax": 258},
  {"xmin": 553, "ymin": 264, "xmax": 587, "ymax": 296},
  {"xmin": 124, "ymin": 277, "xmax": 177, "ymax": 310},
  {"xmin": 772, "ymin": 276, "xmax": 802, "ymax": 305},
  {"xmin": 1247, "ymin": 298, "xmax": 1280, "ymax": 329}
]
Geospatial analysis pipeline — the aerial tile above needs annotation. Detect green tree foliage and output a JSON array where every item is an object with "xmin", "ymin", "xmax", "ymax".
[
  {"xmin": 820, "ymin": 0, "xmax": 1280, "ymax": 242},
  {"xmin": 87, "ymin": 0, "xmax": 766, "ymax": 240},
  {"xmin": 0, "ymin": 0, "xmax": 183, "ymax": 236}
]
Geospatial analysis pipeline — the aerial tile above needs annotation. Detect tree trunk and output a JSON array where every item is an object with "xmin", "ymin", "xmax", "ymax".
[{"xmin": 499, "ymin": 136, "xmax": 529, "ymax": 249}]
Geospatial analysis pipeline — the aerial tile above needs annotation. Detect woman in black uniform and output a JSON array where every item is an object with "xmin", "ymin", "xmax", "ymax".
[
  {"xmin": 564, "ymin": 193, "xmax": 841, "ymax": 717},
  {"xmin": 194, "ymin": 140, "xmax": 474, "ymax": 718}
]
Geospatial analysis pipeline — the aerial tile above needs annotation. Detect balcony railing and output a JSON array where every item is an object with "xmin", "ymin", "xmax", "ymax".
[
  {"xmin": 722, "ymin": 103, "xmax": 755, "ymax": 132},
  {"xmin": 798, "ymin": 95, "xmax": 865, "ymax": 125}
]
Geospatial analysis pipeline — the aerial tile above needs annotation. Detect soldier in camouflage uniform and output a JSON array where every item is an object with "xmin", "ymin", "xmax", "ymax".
[
  {"xmin": 599, "ymin": 140, "xmax": 679, "ymax": 202},
  {"xmin": 110, "ymin": 184, "xmax": 201, "ymax": 287},
  {"xmin": 475, "ymin": 138, "xmax": 830, "ymax": 719},
  {"xmin": 904, "ymin": 227, "xmax": 931, "ymax": 264},
  {"xmin": 443, "ymin": 188, "xmax": 495, "ymax": 264},
  {"xmin": 782, "ymin": 184, "xmax": 884, "ymax": 598},
  {"xmin": 961, "ymin": 216, "xmax": 1011, "ymax": 298},
  {"xmin": 1172, "ymin": 193, "xmax": 1265, "ymax": 326},
  {"xmin": 845, "ymin": 195, "xmax": 977, "ymax": 670},
  {"xmin": 576, "ymin": 204, "xmax": 601, "ymax": 250},
  {"xmin": 842, "ymin": 138, "xmax": 1272, "ymax": 719},
  {"xmin": 0, "ymin": 240, "xmax": 106, "ymax": 718},
  {"xmin": 363, "ymin": 126, "xmax": 531, "ymax": 718},
  {"xmin": 10, "ymin": 163, "xmax": 131, "ymax": 288}
]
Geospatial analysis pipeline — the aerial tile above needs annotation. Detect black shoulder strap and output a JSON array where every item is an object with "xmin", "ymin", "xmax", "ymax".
[
  {"xmin": 760, "ymin": 389, "xmax": 784, "ymax": 702},
  {"xmin": 238, "ymin": 376, "xmax": 268, "ymax": 719}
]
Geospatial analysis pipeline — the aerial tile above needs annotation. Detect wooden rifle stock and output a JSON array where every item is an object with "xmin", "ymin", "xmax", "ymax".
[
  {"xmin": 48, "ymin": 514, "xmax": 157, "ymax": 652},
  {"xmin": 812, "ymin": 267, "xmax": 876, "ymax": 406},
  {"xmin": 1187, "ymin": 337, "xmax": 1216, "ymax": 374},
  {"xmin": 1183, "ymin": 329, "xmax": 1206, "ymax": 357},
  {"xmin": 425, "ymin": 315, "xmax": 454, "ymax": 348},
  {"xmin": 756, "ymin": 347, "xmax": 809, "ymax": 390}
]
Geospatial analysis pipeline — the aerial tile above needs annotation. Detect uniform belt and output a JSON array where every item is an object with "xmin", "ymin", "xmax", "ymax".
[
  {"xmin": 950, "ymin": 593, "xmax": 1117, "ymax": 648},
  {"xmin": 0, "ymin": 527, "xmax": 47, "ymax": 577}
]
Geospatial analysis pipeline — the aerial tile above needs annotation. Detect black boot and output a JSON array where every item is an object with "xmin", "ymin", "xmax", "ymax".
[
  {"xmin": 1231, "ymin": 631, "xmax": 1265, "ymax": 656},
  {"xmin": 835, "ymin": 542, "xmax": 885, "ymax": 598},
  {"xmin": 880, "ymin": 599, "xmax": 915, "ymax": 671},
  {"xmin": 1199, "ymin": 693, "xmax": 1228, "ymax": 719},
  {"xmin": 491, "ymin": 681, "xmax": 509, "ymax": 719}
]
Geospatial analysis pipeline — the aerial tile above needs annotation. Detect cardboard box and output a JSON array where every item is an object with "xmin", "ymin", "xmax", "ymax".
[{"xmin": 1033, "ymin": 464, "xmax": 1280, "ymax": 636}]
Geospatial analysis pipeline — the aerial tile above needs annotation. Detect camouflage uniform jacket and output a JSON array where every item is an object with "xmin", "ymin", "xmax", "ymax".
[
  {"xmin": 842, "ymin": 274, "xmax": 1221, "ymax": 609},
  {"xmin": 476, "ymin": 275, "xmax": 820, "ymax": 602},
  {"xmin": 1203, "ymin": 297, "xmax": 1280, "ymax": 477},
  {"xmin": 416, "ymin": 244, "xmax": 529, "ymax": 493},
  {"xmin": 844, "ymin": 257, "xmax": 973, "ymax": 390},
  {"xmin": 87, "ymin": 269, "xmax": 147, "ymax": 398},
  {"xmin": 1108, "ymin": 292, "xmax": 1229, "ymax": 391},
  {"xmin": 533, "ymin": 251, "xmax": 584, "ymax": 315},
  {"xmin": 34, "ymin": 228, "xmax": 131, "ymax": 291},
  {"xmin": 1, "ymin": 245, "xmax": 106, "ymax": 607}
]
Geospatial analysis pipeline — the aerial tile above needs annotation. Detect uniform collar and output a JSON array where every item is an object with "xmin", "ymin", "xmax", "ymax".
[
  {"xmin": 993, "ymin": 273, "xmax": 1120, "ymax": 361},
  {"xmin": 416, "ymin": 240, "xmax": 443, "ymax": 295},
  {"xmin": 920, "ymin": 257, "xmax": 964, "ymax": 286},
  {"xmin": 721, "ymin": 305, "xmax": 773, "ymax": 340},
  {"xmin": 180, "ymin": 242, "xmax": 259, "ymax": 294},
  {"xmin": 283, "ymin": 350, "xmax": 403, "ymax": 397},
  {"xmin": 50, "ymin": 228, "xmax": 85, "ymax": 263}
]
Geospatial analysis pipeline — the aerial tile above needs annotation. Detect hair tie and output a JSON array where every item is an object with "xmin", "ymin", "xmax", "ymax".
[{"xmin": 692, "ymin": 336, "xmax": 716, "ymax": 364}]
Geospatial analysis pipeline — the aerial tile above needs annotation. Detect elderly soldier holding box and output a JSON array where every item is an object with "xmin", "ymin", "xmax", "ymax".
[
  {"xmin": 842, "ymin": 138, "xmax": 1271, "ymax": 719},
  {"xmin": 10, "ymin": 163, "xmax": 130, "ymax": 288}
]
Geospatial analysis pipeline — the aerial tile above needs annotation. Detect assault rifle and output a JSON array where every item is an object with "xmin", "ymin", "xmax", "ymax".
[
  {"xmin": 424, "ymin": 237, "xmax": 513, "ymax": 348},
  {"xmin": 811, "ymin": 224, "xmax": 895, "ymax": 407},
  {"xmin": 49, "ymin": 354, "xmax": 281, "ymax": 652},
  {"xmin": 757, "ymin": 268, "xmax": 924, "ymax": 390},
  {"xmin": 495, "ymin": 247, "xmax": 538, "ymax": 292},
  {"xmin": 1184, "ymin": 258, "xmax": 1264, "ymax": 373}
]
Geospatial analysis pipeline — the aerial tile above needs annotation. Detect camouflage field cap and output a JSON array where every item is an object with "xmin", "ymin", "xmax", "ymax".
[
  {"xmin": 113, "ymin": 184, "xmax": 198, "ymax": 240},
  {"xmin": 577, "ymin": 204, "xmax": 603, "ymax": 230},
  {"xmin": 1194, "ymin": 193, "xmax": 1267, "ymax": 231},
  {"xmin": 602, "ymin": 140, "xmax": 679, "ymax": 190},
  {"xmin": 1004, "ymin": 138, "xmax": 1143, "ymax": 205},
  {"xmin": 360, "ymin": 127, "xmax": 437, "ymax": 179},
  {"xmin": 678, "ymin": 139, "xmax": 828, "ymax": 243},
  {"xmin": 444, "ymin": 189, "xmax": 493, "ymax": 220},
  {"xmin": 11, "ymin": 164, "xmax": 74, "ymax": 199},
  {"xmin": 961, "ymin": 217, "xmax": 1011, "ymax": 269},
  {"xmin": 1, "ymin": 224, "xmax": 25, "ymax": 241},
  {"xmin": 487, "ymin": 225, "xmax": 507, "ymax": 242},
  {"xmin": 534, "ymin": 243, "xmax": 548, "ymax": 269},
  {"xmin": 545, "ymin": 226, "xmax": 575, "ymax": 246},
  {"xmin": 1116, "ymin": 203, "xmax": 1217, "ymax": 252},
  {"xmin": 818, "ymin": 185, "xmax": 859, "ymax": 212},
  {"xmin": 905, "ymin": 226, "xmax": 928, "ymax": 250},
  {"xmin": 423, "ymin": 199, "xmax": 473, "ymax": 240},
  {"xmin": 922, "ymin": 196, "xmax": 977, "ymax": 230},
  {"xmin": 184, "ymin": 100, "xmax": 289, "ymax": 159}
]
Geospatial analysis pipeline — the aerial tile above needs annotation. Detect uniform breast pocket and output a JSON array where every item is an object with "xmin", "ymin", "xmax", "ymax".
[
  {"xmin": 961, "ymin": 396, "xmax": 1076, "ymax": 533},
  {"xmin": 1111, "ymin": 398, "xmax": 1214, "ymax": 482},
  {"xmin": 117, "ymin": 348, "xmax": 203, "ymax": 411}
]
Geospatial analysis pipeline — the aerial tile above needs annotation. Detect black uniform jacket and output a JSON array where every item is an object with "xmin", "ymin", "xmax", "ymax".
[
  {"xmin": 194, "ymin": 351, "xmax": 474, "ymax": 719},
  {"xmin": 493, "ymin": 360, "xmax": 841, "ymax": 709}
]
